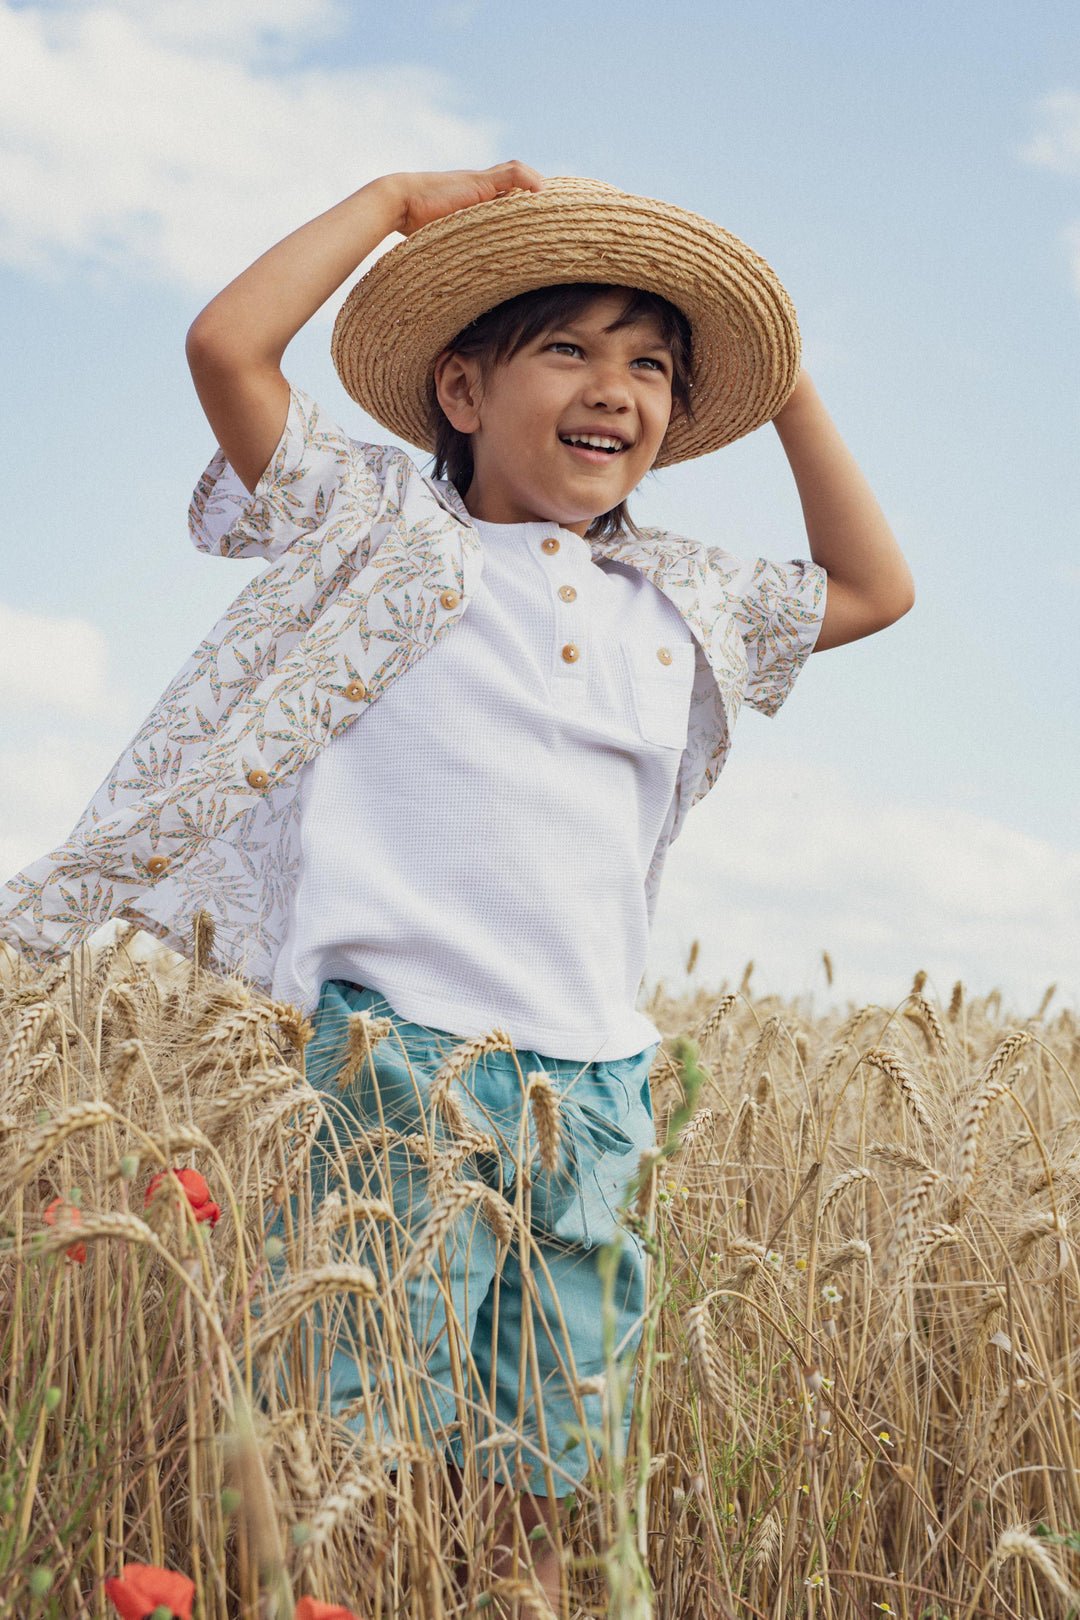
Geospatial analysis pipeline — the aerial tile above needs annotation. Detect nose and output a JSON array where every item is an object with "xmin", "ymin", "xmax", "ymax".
[{"xmin": 580, "ymin": 361, "xmax": 633, "ymax": 413}]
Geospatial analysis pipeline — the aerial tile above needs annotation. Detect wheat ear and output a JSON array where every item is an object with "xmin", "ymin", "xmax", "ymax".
[
  {"xmin": 995, "ymin": 1525, "xmax": 1079, "ymax": 1609},
  {"xmin": 1, "ymin": 1002, "xmax": 56, "ymax": 1086},
  {"xmin": 696, "ymin": 993, "xmax": 738, "ymax": 1044},
  {"xmin": 252, "ymin": 1264, "xmax": 378, "ymax": 1354},
  {"xmin": 868, "ymin": 1141, "xmax": 935, "ymax": 1175},
  {"xmin": 684, "ymin": 1302, "xmax": 725, "ymax": 1417},
  {"xmin": 749, "ymin": 1509, "xmax": 781, "ymax": 1572},
  {"xmin": 527, "ymin": 1071, "xmax": 561, "ymax": 1174},
  {"xmin": 864, "ymin": 1049, "xmax": 933, "ymax": 1132},
  {"xmin": 818, "ymin": 1239, "xmax": 872, "ymax": 1279},
  {"xmin": 14, "ymin": 1099, "xmax": 120, "ymax": 1184},
  {"xmin": 820, "ymin": 1166, "xmax": 872, "ymax": 1220},
  {"xmin": 399, "ymin": 1182, "xmax": 485, "ymax": 1280}
]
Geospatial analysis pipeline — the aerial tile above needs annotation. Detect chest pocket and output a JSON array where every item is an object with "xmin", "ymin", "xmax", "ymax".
[{"xmin": 626, "ymin": 639, "xmax": 696, "ymax": 751}]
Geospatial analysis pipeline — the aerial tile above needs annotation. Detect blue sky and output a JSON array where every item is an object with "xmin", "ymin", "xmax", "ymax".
[{"xmin": 1, "ymin": 0, "xmax": 1078, "ymax": 1011}]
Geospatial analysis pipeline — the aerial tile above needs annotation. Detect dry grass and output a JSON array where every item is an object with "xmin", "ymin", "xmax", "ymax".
[{"xmin": 1, "ymin": 931, "xmax": 1079, "ymax": 1619}]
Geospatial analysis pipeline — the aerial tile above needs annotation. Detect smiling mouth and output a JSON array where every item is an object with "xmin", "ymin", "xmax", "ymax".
[{"xmin": 559, "ymin": 433, "xmax": 628, "ymax": 455}]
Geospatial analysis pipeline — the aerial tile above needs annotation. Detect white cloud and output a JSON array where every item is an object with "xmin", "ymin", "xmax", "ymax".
[
  {"xmin": 648, "ymin": 758, "xmax": 1080, "ymax": 1012},
  {"xmin": 0, "ymin": 1, "xmax": 497, "ymax": 290},
  {"xmin": 1021, "ymin": 91, "xmax": 1080, "ymax": 176},
  {"xmin": 0, "ymin": 599, "xmax": 129, "ymax": 719}
]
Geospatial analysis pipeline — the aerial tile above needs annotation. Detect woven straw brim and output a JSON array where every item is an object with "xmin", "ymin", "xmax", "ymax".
[{"xmin": 331, "ymin": 176, "xmax": 800, "ymax": 468}]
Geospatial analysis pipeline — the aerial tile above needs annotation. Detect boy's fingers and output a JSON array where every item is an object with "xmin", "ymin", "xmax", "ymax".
[{"xmin": 485, "ymin": 159, "xmax": 545, "ymax": 194}]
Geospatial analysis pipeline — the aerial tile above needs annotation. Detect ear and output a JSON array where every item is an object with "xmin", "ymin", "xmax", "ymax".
[{"xmin": 433, "ymin": 350, "xmax": 484, "ymax": 435}]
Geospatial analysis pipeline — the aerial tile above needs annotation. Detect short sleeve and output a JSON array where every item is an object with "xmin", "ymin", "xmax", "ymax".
[
  {"xmin": 717, "ymin": 552, "xmax": 828, "ymax": 716},
  {"xmin": 188, "ymin": 385, "xmax": 354, "ymax": 560}
]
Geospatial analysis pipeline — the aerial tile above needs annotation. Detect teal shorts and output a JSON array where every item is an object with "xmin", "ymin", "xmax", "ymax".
[{"xmin": 269, "ymin": 979, "xmax": 658, "ymax": 1498}]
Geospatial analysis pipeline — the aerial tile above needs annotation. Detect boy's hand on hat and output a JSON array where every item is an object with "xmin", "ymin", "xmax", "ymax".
[{"xmin": 387, "ymin": 162, "xmax": 544, "ymax": 237}]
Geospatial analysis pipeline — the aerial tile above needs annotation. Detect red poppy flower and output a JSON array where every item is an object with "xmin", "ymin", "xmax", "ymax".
[
  {"xmin": 295, "ymin": 1600, "xmax": 362, "ymax": 1620},
  {"xmin": 43, "ymin": 1197, "xmax": 86, "ymax": 1263},
  {"xmin": 145, "ymin": 1168, "xmax": 221, "ymax": 1227},
  {"xmin": 104, "ymin": 1562, "xmax": 195, "ymax": 1619}
]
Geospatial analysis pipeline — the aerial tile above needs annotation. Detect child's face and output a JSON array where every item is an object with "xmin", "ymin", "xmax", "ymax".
[{"xmin": 434, "ymin": 290, "xmax": 676, "ymax": 535}]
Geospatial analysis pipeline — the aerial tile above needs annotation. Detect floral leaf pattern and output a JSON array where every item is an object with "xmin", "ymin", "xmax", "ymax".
[{"xmin": 0, "ymin": 386, "xmax": 826, "ymax": 985}]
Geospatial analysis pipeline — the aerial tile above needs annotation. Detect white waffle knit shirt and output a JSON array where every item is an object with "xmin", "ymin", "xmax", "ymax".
[{"xmin": 271, "ymin": 517, "xmax": 696, "ymax": 1060}]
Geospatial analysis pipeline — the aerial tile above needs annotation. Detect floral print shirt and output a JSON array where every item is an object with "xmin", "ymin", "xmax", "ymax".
[{"xmin": 0, "ymin": 387, "xmax": 827, "ymax": 990}]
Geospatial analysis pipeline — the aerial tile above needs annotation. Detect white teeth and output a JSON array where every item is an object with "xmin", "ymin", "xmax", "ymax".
[{"xmin": 562, "ymin": 434, "xmax": 624, "ymax": 452}]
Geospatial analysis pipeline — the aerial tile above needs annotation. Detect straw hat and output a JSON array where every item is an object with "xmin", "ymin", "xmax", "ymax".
[{"xmin": 331, "ymin": 175, "xmax": 800, "ymax": 468}]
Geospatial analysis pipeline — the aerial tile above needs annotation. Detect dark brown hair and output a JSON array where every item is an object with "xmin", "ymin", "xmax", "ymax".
[{"xmin": 427, "ymin": 283, "xmax": 695, "ymax": 540}]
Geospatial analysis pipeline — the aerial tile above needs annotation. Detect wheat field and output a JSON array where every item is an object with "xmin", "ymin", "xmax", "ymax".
[{"xmin": 1, "ymin": 924, "xmax": 1078, "ymax": 1620}]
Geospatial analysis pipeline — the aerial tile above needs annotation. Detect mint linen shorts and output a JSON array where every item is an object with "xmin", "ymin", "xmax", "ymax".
[{"xmin": 274, "ymin": 979, "xmax": 659, "ymax": 1498}]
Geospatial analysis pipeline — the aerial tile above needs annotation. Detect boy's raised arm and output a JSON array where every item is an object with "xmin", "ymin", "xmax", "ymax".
[
  {"xmin": 185, "ymin": 162, "xmax": 544, "ymax": 493},
  {"xmin": 772, "ymin": 371, "xmax": 915, "ymax": 651}
]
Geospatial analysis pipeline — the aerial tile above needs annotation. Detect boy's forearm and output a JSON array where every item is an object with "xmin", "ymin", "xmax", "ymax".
[{"xmin": 772, "ymin": 372, "xmax": 914, "ymax": 648}]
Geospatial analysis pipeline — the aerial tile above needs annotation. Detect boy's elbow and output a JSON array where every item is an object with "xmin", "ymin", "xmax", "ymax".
[
  {"xmin": 186, "ymin": 311, "xmax": 233, "ymax": 379},
  {"xmin": 888, "ymin": 578, "xmax": 916, "ymax": 624}
]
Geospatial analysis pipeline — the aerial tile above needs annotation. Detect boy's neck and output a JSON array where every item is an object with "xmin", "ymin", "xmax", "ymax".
[{"xmin": 462, "ymin": 483, "xmax": 590, "ymax": 538}]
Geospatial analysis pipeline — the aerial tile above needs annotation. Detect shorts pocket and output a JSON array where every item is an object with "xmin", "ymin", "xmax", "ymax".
[{"xmin": 626, "ymin": 640, "xmax": 695, "ymax": 750}]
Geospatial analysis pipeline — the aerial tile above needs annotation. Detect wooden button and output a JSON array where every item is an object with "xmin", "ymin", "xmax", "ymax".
[
  {"xmin": 146, "ymin": 856, "xmax": 169, "ymax": 877},
  {"xmin": 540, "ymin": 538, "xmax": 560, "ymax": 554},
  {"xmin": 439, "ymin": 589, "xmax": 461, "ymax": 610},
  {"xmin": 344, "ymin": 679, "xmax": 366, "ymax": 702},
  {"xmin": 558, "ymin": 585, "xmax": 577, "ymax": 603},
  {"xmin": 560, "ymin": 643, "xmax": 580, "ymax": 664},
  {"xmin": 657, "ymin": 647, "xmax": 673, "ymax": 666},
  {"xmin": 246, "ymin": 768, "xmax": 269, "ymax": 790}
]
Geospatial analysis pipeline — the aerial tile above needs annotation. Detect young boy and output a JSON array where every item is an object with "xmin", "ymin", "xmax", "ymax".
[{"xmin": 0, "ymin": 162, "xmax": 912, "ymax": 1607}]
